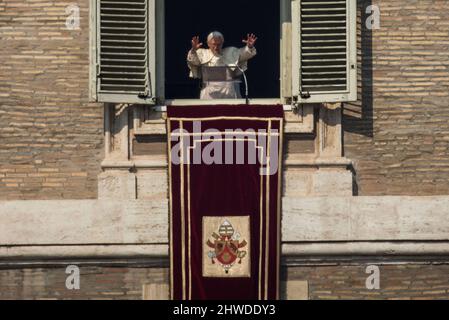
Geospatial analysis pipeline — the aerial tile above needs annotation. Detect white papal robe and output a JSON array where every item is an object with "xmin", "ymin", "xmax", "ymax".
[{"xmin": 187, "ymin": 46, "xmax": 257, "ymax": 99}]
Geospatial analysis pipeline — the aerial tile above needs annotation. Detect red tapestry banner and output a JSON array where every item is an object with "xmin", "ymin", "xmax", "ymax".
[{"xmin": 167, "ymin": 105, "xmax": 284, "ymax": 300}]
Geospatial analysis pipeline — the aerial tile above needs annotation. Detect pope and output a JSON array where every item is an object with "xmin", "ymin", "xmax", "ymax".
[{"xmin": 187, "ymin": 31, "xmax": 258, "ymax": 99}]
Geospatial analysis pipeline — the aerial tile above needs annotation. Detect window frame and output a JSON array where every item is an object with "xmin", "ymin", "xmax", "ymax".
[
  {"xmin": 89, "ymin": 0, "xmax": 357, "ymax": 106},
  {"xmin": 156, "ymin": 0, "xmax": 288, "ymax": 106}
]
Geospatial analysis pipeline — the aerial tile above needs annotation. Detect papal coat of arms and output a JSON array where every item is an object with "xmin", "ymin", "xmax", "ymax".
[{"xmin": 202, "ymin": 216, "xmax": 251, "ymax": 277}]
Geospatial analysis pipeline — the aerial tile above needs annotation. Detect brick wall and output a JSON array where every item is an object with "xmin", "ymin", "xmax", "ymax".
[
  {"xmin": 0, "ymin": 266, "xmax": 168, "ymax": 300},
  {"xmin": 344, "ymin": 0, "xmax": 449, "ymax": 195},
  {"xmin": 286, "ymin": 264, "xmax": 449, "ymax": 300},
  {"xmin": 0, "ymin": 264, "xmax": 448, "ymax": 300},
  {"xmin": 0, "ymin": 0, "xmax": 103, "ymax": 199},
  {"xmin": 1, "ymin": 0, "xmax": 449, "ymax": 199}
]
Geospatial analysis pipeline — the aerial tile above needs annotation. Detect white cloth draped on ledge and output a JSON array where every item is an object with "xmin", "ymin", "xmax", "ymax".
[{"xmin": 187, "ymin": 46, "xmax": 257, "ymax": 99}]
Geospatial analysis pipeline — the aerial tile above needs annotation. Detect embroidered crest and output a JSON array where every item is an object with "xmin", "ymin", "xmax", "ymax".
[
  {"xmin": 202, "ymin": 216, "xmax": 251, "ymax": 278},
  {"xmin": 206, "ymin": 220, "xmax": 247, "ymax": 274}
]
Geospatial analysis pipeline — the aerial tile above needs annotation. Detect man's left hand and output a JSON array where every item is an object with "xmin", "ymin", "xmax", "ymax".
[{"xmin": 242, "ymin": 33, "xmax": 258, "ymax": 48}]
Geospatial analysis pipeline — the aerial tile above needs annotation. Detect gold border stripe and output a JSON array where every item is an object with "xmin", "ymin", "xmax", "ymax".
[
  {"xmin": 259, "ymin": 153, "xmax": 264, "ymax": 300},
  {"xmin": 187, "ymin": 139, "xmax": 192, "ymax": 300},
  {"xmin": 180, "ymin": 121, "xmax": 186, "ymax": 300},
  {"xmin": 186, "ymin": 137, "xmax": 265, "ymax": 299},
  {"xmin": 264, "ymin": 120, "xmax": 271, "ymax": 300},
  {"xmin": 170, "ymin": 116, "xmax": 283, "ymax": 122},
  {"xmin": 168, "ymin": 120, "xmax": 174, "ymax": 300},
  {"xmin": 276, "ymin": 119, "xmax": 284, "ymax": 300}
]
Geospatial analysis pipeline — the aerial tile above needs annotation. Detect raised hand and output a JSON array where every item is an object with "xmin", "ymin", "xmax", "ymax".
[
  {"xmin": 191, "ymin": 36, "xmax": 203, "ymax": 51},
  {"xmin": 242, "ymin": 33, "xmax": 258, "ymax": 48}
]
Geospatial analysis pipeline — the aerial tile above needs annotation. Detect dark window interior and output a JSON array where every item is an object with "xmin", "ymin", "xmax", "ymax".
[{"xmin": 165, "ymin": 0, "xmax": 280, "ymax": 99}]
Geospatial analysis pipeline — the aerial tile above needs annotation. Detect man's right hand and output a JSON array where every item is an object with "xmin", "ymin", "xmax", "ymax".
[{"xmin": 191, "ymin": 36, "xmax": 203, "ymax": 51}]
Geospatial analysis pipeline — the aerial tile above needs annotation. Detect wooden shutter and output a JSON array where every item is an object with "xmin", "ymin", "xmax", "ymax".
[
  {"xmin": 292, "ymin": 0, "xmax": 357, "ymax": 103},
  {"xmin": 90, "ymin": 0, "xmax": 155, "ymax": 104}
]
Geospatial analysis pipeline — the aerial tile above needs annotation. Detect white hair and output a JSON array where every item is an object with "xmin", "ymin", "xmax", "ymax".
[{"xmin": 207, "ymin": 31, "xmax": 224, "ymax": 42}]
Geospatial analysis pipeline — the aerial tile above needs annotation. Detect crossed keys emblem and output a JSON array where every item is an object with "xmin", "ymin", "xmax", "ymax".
[{"xmin": 206, "ymin": 220, "xmax": 248, "ymax": 274}]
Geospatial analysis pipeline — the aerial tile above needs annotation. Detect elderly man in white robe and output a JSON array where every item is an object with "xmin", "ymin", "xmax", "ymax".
[{"xmin": 187, "ymin": 31, "xmax": 258, "ymax": 99}]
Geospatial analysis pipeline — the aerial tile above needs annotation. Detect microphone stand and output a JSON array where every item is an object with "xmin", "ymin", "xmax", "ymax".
[{"xmin": 233, "ymin": 65, "xmax": 249, "ymax": 105}]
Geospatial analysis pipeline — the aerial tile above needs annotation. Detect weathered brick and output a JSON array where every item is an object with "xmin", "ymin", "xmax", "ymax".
[
  {"xmin": 344, "ymin": 0, "xmax": 449, "ymax": 196},
  {"xmin": 0, "ymin": 264, "xmax": 446, "ymax": 300},
  {"xmin": 0, "ymin": 0, "xmax": 103, "ymax": 199}
]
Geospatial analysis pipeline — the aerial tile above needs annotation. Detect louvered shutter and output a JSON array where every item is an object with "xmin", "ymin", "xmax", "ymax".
[
  {"xmin": 90, "ymin": 0, "xmax": 155, "ymax": 104},
  {"xmin": 292, "ymin": 0, "xmax": 357, "ymax": 103}
]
